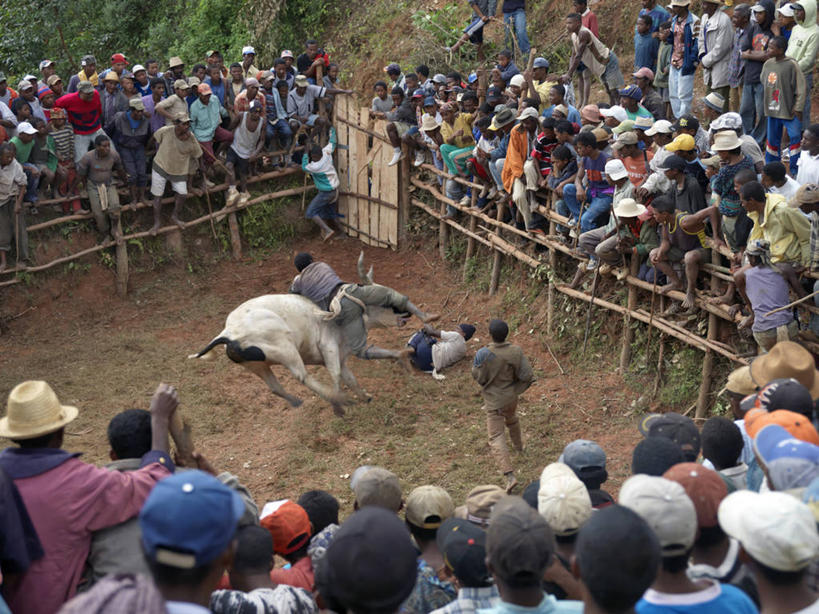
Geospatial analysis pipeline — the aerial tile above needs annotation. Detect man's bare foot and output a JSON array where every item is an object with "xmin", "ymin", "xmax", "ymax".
[
  {"xmin": 681, "ymin": 291, "xmax": 697, "ymax": 310},
  {"xmin": 659, "ymin": 282, "xmax": 682, "ymax": 296},
  {"xmin": 707, "ymin": 289, "xmax": 735, "ymax": 305},
  {"xmin": 171, "ymin": 216, "xmax": 185, "ymax": 230},
  {"xmin": 738, "ymin": 314, "xmax": 754, "ymax": 329},
  {"xmin": 149, "ymin": 222, "xmax": 160, "ymax": 236},
  {"xmin": 422, "ymin": 313, "xmax": 440, "ymax": 323},
  {"xmin": 322, "ymin": 229, "xmax": 336, "ymax": 242}
]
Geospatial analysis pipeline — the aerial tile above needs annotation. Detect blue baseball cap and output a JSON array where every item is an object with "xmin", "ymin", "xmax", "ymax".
[
  {"xmin": 423, "ymin": 96, "xmax": 436, "ymax": 107},
  {"xmin": 755, "ymin": 424, "xmax": 819, "ymax": 466},
  {"xmin": 412, "ymin": 88, "xmax": 425, "ymax": 98},
  {"xmin": 533, "ymin": 57, "xmax": 550, "ymax": 69},
  {"xmin": 140, "ymin": 470, "xmax": 244, "ymax": 569},
  {"xmin": 468, "ymin": 72, "xmax": 479, "ymax": 84},
  {"xmin": 619, "ymin": 85, "xmax": 643, "ymax": 100}
]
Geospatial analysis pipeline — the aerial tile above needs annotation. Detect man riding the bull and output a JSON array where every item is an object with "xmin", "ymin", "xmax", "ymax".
[{"xmin": 290, "ymin": 252, "xmax": 439, "ymax": 362}]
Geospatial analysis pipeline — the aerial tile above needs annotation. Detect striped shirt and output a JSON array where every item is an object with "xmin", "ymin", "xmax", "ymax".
[{"xmin": 51, "ymin": 126, "xmax": 75, "ymax": 162}]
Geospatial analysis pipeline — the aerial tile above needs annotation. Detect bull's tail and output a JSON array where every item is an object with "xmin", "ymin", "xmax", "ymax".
[{"xmin": 188, "ymin": 334, "xmax": 230, "ymax": 360}]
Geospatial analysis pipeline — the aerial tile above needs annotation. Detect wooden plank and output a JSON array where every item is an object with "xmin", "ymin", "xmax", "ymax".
[
  {"xmin": 342, "ymin": 97, "xmax": 357, "ymax": 237},
  {"xmin": 335, "ymin": 95, "xmax": 352, "ymax": 230},
  {"xmin": 369, "ymin": 120, "xmax": 385, "ymax": 248}
]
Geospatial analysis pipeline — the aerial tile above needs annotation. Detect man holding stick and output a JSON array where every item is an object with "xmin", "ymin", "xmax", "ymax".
[{"xmin": 0, "ymin": 142, "xmax": 27, "ymax": 271}]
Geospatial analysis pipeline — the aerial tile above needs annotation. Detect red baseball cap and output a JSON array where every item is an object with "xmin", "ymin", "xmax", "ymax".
[
  {"xmin": 745, "ymin": 408, "xmax": 819, "ymax": 445},
  {"xmin": 260, "ymin": 500, "xmax": 312, "ymax": 555},
  {"xmin": 110, "ymin": 53, "xmax": 129, "ymax": 65}
]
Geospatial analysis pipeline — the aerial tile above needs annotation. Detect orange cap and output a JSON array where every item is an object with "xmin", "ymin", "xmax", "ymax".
[
  {"xmin": 260, "ymin": 500, "xmax": 312, "ymax": 555},
  {"xmin": 745, "ymin": 408, "xmax": 819, "ymax": 445}
]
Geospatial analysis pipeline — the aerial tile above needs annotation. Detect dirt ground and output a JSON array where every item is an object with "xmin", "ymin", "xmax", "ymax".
[{"xmin": 0, "ymin": 234, "xmax": 646, "ymax": 515}]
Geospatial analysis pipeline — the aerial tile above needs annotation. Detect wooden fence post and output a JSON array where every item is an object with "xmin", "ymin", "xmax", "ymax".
[
  {"xmin": 619, "ymin": 256, "xmax": 640, "ymax": 371},
  {"xmin": 463, "ymin": 188, "xmax": 478, "ymax": 280},
  {"xmin": 399, "ymin": 153, "xmax": 410, "ymax": 247},
  {"xmin": 546, "ymin": 194, "xmax": 557, "ymax": 336},
  {"xmin": 228, "ymin": 212, "xmax": 242, "ymax": 260},
  {"xmin": 489, "ymin": 203, "xmax": 504, "ymax": 295},
  {"xmin": 696, "ymin": 248, "xmax": 724, "ymax": 419},
  {"xmin": 115, "ymin": 216, "xmax": 128, "ymax": 298}
]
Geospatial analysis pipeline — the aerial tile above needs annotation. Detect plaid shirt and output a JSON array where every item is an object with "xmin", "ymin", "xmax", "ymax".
[
  {"xmin": 810, "ymin": 211, "xmax": 819, "ymax": 271},
  {"xmin": 429, "ymin": 586, "xmax": 500, "ymax": 614}
]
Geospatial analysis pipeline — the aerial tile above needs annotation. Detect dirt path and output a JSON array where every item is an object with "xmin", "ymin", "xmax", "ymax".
[{"xmin": 0, "ymin": 237, "xmax": 642, "ymax": 512}]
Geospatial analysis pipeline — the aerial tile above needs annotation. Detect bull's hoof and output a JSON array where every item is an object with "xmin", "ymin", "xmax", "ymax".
[
  {"xmin": 332, "ymin": 403, "xmax": 346, "ymax": 418},
  {"xmin": 288, "ymin": 397, "xmax": 304, "ymax": 408}
]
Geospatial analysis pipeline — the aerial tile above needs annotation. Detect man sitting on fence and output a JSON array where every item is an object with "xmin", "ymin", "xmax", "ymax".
[
  {"xmin": 149, "ymin": 113, "xmax": 205, "ymax": 235},
  {"xmin": 303, "ymin": 127, "xmax": 342, "ymax": 242},
  {"xmin": 77, "ymin": 134, "xmax": 127, "ymax": 239},
  {"xmin": 649, "ymin": 193, "xmax": 722, "ymax": 311},
  {"xmin": 559, "ymin": 130, "xmax": 614, "ymax": 235}
]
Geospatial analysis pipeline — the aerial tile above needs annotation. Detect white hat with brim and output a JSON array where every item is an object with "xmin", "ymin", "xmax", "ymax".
[
  {"xmin": 702, "ymin": 92, "xmax": 725, "ymax": 113},
  {"xmin": 132, "ymin": 64, "xmax": 146, "ymax": 73},
  {"xmin": 670, "ymin": 0, "xmax": 691, "ymax": 5},
  {"xmin": 719, "ymin": 490, "xmax": 819, "ymax": 571},
  {"xmin": 604, "ymin": 158, "xmax": 629, "ymax": 181},
  {"xmin": 421, "ymin": 115, "xmax": 441, "ymax": 132},
  {"xmin": 777, "ymin": 3, "xmax": 795, "ymax": 15},
  {"xmin": 600, "ymin": 105, "xmax": 628, "ymax": 123},
  {"xmin": 16, "ymin": 122, "xmax": 37, "ymax": 135},
  {"xmin": 614, "ymin": 197, "xmax": 647, "ymax": 218},
  {"xmin": 518, "ymin": 107, "xmax": 539, "ymax": 121},
  {"xmin": 712, "ymin": 130, "xmax": 743, "ymax": 151},
  {"xmin": 0, "ymin": 381, "xmax": 79, "ymax": 439}
]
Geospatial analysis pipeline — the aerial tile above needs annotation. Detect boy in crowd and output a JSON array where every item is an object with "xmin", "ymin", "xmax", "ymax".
[
  {"xmin": 302, "ymin": 127, "xmax": 341, "ymax": 241},
  {"xmin": 619, "ymin": 475, "xmax": 758, "ymax": 614},
  {"xmin": 635, "ymin": 15, "xmax": 659, "ymax": 72},
  {"xmin": 260, "ymin": 500, "xmax": 314, "ymax": 590},
  {"xmin": 797, "ymin": 124, "xmax": 819, "ymax": 185},
  {"xmin": 761, "ymin": 161, "xmax": 801, "ymax": 201},
  {"xmin": 761, "ymin": 35, "xmax": 805, "ymax": 174},
  {"xmin": 0, "ymin": 143, "xmax": 27, "ymax": 271},
  {"xmin": 701, "ymin": 416, "xmax": 750, "ymax": 490},
  {"xmin": 573, "ymin": 505, "xmax": 660, "ymax": 614},
  {"xmin": 559, "ymin": 439, "xmax": 614, "ymax": 506},
  {"xmin": 561, "ymin": 130, "xmax": 614, "ymax": 234}
]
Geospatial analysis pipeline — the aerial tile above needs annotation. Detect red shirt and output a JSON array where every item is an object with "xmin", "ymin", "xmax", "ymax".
[
  {"xmin": 54, "ymin": 91, "xmax": 102, "ymax": 135},
  {"xmin": 269, "ymin": 555, "xmax": 314, "ymax": 592},
  {"xmin": 581, "ymin": 9, "xmax": 599, "ymax": 38}
]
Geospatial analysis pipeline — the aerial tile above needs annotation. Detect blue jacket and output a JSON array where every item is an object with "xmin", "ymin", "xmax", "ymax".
[{"xmin": 673, "ymin": 12, "xmax": 699, "ymax": 76}]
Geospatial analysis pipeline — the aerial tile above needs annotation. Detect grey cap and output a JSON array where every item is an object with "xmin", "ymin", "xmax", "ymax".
[
  {"xmin": 77, "ymin": 80, "xmax": 95, "ymax": 94},
  {"xmin": 533, "ymin": 57, "xmax": 550, "ymax": 69},
  {"xmin": 81, "ymin": 54, "xmax": 97, "ymax": 66},
  {"xmin": 559, "ymin": 439, "xmax": 606, "ymax": 472}
]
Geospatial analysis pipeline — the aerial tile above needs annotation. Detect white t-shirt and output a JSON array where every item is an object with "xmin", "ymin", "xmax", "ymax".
[
  {"xmin": 797, "ymin": 151, "xmax": 819, "ymax": 186},
  {"xmin": 431, "ymin": 330, "xmax": 467, "ymax": 372},
  {"xmin": 287, "ymin": 84, "xmax": 325, "ymax": 118},
  {"xmin": 769, "ymin": 176, "xmax": 801, "ymax": 203},
  {"xmin": 793, "ymin": 600, "xmax": 819, "ymax": 614}
]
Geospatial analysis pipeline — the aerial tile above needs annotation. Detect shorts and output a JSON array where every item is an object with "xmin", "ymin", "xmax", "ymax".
[
  {"xmin": 394, "ymin": 122, "xmax": 414, "ymax": 138},
  {"xmin": 226, "ymin": 147, "xmax": 250, "ymax": 178},
  {"xmin": 721, "ymin": 213, "xmax": 753, "ymax": 252},
  {"xmin": 753, "ymin": 320, "xmax": 798, "ymax": 352},
  {"xmin": 667, "ymin": 246, "xmax": 709, "ymax": 263},
  {"xmin": 150, "ymin": 169, "xmax": 187, "ymax": 197},
  {"xmin": 600, "ymin": 52, "xmax": 625, "ymax": 91},
  {"xmin": 466, "ymin": 16, "xmax": 485, "ymax": 44}
]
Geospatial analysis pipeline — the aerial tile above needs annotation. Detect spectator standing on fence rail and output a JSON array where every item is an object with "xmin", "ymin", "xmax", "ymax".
[
  {"xmin": 54, "ymin": 81, "xmax": 107, "ymax": 164},
  {"xmin": 108, "ymin": 99, "xmax": 150, "ymax": 206},
  {"xmin": 0, "ymin": 143, "xmax": 27, "ymax": 272},
  {"xmin": 77, "ymin": 134, "xmax": 127, "ymax": 239},
  {"xmin": 472, "ymin": 319, "xmax": 534, "ymax": 493},
  {"xmin": 149, "ymin": 113, "xmax": 204, "ymax": 234}
]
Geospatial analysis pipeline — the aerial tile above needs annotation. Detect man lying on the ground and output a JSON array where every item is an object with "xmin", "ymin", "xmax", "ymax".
[{"xmin": 407, "ymin": 323, "xmax": 476, "ymax": 380}]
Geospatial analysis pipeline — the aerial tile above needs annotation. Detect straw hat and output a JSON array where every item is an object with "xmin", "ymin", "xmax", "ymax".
[
  {"xmin": 750, "ymin": 342, "xmax": 819, "ymax": 399},
  {"xmin": 614, "ymin": 197, "xmax": 647, "ymax": 218},
  {"xmin": 421, "ymin": 114, "xmax": 441, "ymax": 132},
  {"xmin": 0, "ymin": 381, "xmax": 78, "ymax": 439},
  {"xmin": 712, "ymin": 130, "xmax": 742, "ymax": 151}
]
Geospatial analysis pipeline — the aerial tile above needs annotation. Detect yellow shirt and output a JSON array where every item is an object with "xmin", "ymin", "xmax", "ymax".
[
  {"xmin": 748, "ymin": 193, "xmax": 811, "ymax": 265},
  {"xmin": 440, "ymin": 112, "xmax": 475, "ymax": 148}
]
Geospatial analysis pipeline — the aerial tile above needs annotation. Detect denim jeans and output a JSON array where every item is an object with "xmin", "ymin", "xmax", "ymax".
[
  {"xmin": 668, "ymin": 67, "xmax": 694, "ymax": 118},
  {"xmin": 265, "ymin": 118, "xmax": 293, "ymax": 150},
  {"xmin": 489, "ymin": 158, "xmax": 505, "ymax": 192},
  {"xmin": 766, "ymin": 115, "xmax": 802, "ymax": 176},
  {"xmin": 503, "ymin": 8, "xmax": 530, "ymax": 56},
  {"xmin": 445, "ymin": 178, "xmax": 465, "ymax": 216},
  {"xmin": 739, "ymin": 82, "xmax": 765, "ymax": 146},
  {"xmin": 21, "ymin": 163, "xmax": 39, "ymax": 203},
  {"xmin": 561, "ymin": 184, "xmax": 613, "ymax": 233}
]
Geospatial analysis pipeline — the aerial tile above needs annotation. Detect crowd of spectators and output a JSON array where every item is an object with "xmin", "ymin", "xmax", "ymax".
[{"xmin": 3, "ymin": 337, "xmax": 819, "ymax": 613}]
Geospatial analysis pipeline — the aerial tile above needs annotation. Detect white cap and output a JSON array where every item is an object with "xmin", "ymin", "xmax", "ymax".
[
  {"xmin": 619, "ymin": 475, "xmax": 697, "ymax": 555},
  {"xmin": 509, "ymin": 74, "xmax": 526, "ymax": 88},
  {"xmin": 537, "ymin": 463, "xmax": 592, "ymax": 536},
  {"xmin": 645, "ymin": 119, "xmax": 674, "ymax": 136},
  {"xmin": 777, "ymin": 3, "xmax": 795, "ymax": 16},
  {"xmin": 242, "ymin": 46, "xmax": 256, "ymax": 56},
  {"xmin": 132, "ymin": 64, "xmax": 146, "ymax": 73},
  {"xmin": 604, "ymin": 158, "xmax": 629, "ymax": 181},
  {"xmin": 16, "ymin": 122, "xmax": 37, "ymax": 135},
  {"xmin": 518, "ymin": 107, "xmax": 539, "ymax": 121},
  {"xmin": 600, "ymin": 105, "xmax": 627, "ymax": 123},
  {"xmin": 719, "ymin": 491, "xmax": 819, "ymax": 571}
]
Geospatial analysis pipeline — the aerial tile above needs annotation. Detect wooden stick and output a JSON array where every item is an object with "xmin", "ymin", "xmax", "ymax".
[
  {"xmin": 764, "ymin": 289, "xmax": 819, "ymax": 316},
  {"xmin": 544, "ymin": 338, "xmax": 565, "ymax": 375},
  {"xmin": 14, "ymin": 190, "xmax": 22, "ymax": 269},
  {"xmin": 582, "ymin": 258, "xmax": 601, "ymax": 355},
  {"xmin": 202, "ymin": 182, "xmax": 218, "ymax": 240},
  {"xmin": 646, "ymin": 268, "xmax": 658, "ymax": 360}
]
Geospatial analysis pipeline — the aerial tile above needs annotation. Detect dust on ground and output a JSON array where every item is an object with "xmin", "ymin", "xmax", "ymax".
[{"xmin": 0, "ymin": 236, "xmax": 644, "ymax": 513}]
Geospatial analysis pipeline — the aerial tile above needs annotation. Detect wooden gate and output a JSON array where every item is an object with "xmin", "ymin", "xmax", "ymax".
[{"xmin": 334, "ymin": 95, "xmax": 400, "ymax": 249}]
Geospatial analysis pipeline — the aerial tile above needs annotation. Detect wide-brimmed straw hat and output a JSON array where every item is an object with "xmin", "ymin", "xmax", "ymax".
[
  {"xmin": 0, "ymin": 381, "xmax": 78, "ymax": 439},
  {"xmin": 712, "ymin": 130, "xmax": 743, "ymax": 151},
  {"xmin": 750, "ymin": 342, "xmax": 819, "ymax": 399},
  {"xmin": 421, "ymin": 114, "xmax": 441, "ymax": 132},
  {"xmin": 614, "ymin": 197, "xmax": 647, "ymax": 218}
]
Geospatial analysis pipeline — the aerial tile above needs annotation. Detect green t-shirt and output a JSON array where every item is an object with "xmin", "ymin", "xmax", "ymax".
[{"xmin": 9, "ymin": 136, "xmax": 34, "ymax": 164}]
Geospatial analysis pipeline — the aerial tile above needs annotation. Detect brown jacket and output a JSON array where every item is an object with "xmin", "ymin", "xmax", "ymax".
[{"xmin": 471, "ymin": 341, "xmax": 534, "ymax": 410}]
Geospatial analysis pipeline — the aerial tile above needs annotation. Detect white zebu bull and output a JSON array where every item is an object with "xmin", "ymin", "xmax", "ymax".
[{"xmin": 188, "ymin": 254, "xmax": 401, "ymax": 417}]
